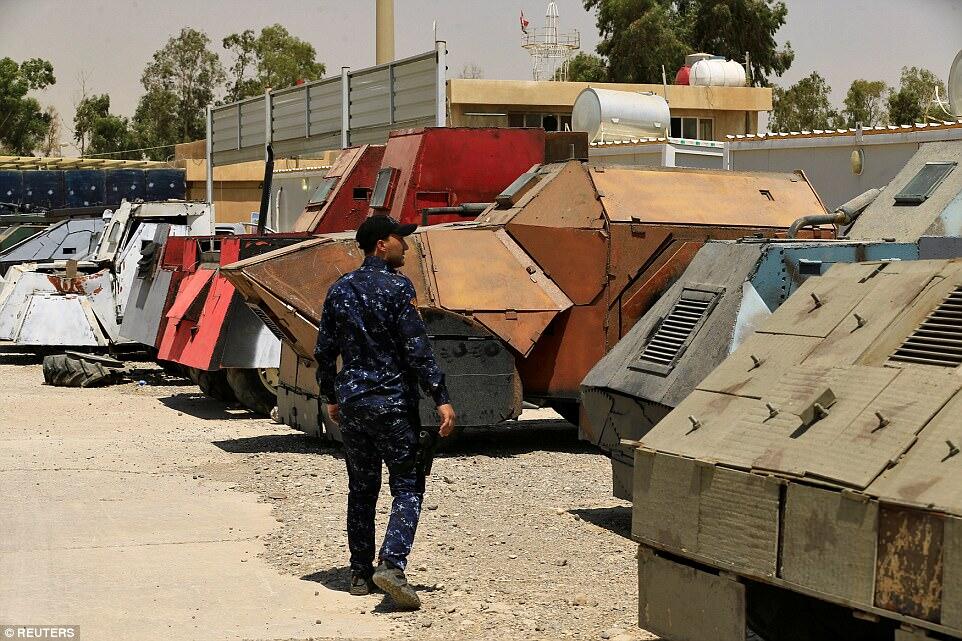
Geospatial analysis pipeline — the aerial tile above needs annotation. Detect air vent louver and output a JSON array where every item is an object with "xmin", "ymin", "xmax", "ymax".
[
  {"xmin": 890, "ymin": 286, "xmax": 962, "ymax": 367},
  {"xmin": 632, "ymin": 288, "xmax": 719, "ymax": 375},
  {"xmin": 248, "ymin": 305, "xmax": 287, "ymax": 341}
]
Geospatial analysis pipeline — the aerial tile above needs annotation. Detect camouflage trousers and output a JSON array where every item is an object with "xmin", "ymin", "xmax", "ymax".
[{"xmin": 339, "ymin": 405, "xmax": 425, "ymax": 574}]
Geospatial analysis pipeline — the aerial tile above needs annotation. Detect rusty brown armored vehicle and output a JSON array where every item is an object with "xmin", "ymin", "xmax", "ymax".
[{"xmin": 221, "ymin": 161, "xmax": 825, "ymax": 435}]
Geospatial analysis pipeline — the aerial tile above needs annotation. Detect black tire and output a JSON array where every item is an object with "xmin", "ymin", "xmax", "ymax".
[
  {"xmin": 225, "ymin": 368, "xmax": 276, "ymax": 416},
  {"xmin": 746, "ymin": 580, "xmax": 894, "ymax": 641},
  {"xmin": 42, "ymin": 353, "xmax": 119, "ymax": 388},
  {"xmin": 157, "ymin": 360, "xmax": 188, "ymax": 379},
  {"xmin": 191, "ymin": 368, "xmax": 237, "ymax": 403}
]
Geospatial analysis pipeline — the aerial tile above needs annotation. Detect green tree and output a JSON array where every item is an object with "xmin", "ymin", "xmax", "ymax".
[
  {"xmin": 132, "ymin": 27, "xmax": 224, "ymax": 157},
  {"xmin": 679, "ymin": 0, "xmax": 793, "ymax": 86},
  {"xmin": 560, "ymin": 52, "xmax": 607, "ymax": 82},
  {"xmin": 74, "ymin": 93, "xmax": 110, "ymax": 155},
  {"xmin": 887, "ymin": 66, "xmax": 945, "ymax": 125},
  {"xmin": 582, "ymin": 0, "xmax": 792, "ymax": 85},
  {"xmin": 0, "ymin": 57, "xmax": 56, "ymax": 155},
  {"xmin": 74, "ymin": 94, "xmax": 137, "ymax": 158},
  {"xmin": 839, "ymin": 79, "xmax": 888, "ymax": 128},
  {"xmin": 131, "ymin": 87, "xmax": 181, "ymax": 161},
  {"xmin": 584, "ymin": 0, "xmax": 688, "ymax": 84},
  {"xmin": 222, "ymin": 24, "xmax": 325, "ymax": 102},
  {"xmin": 769, "ymin": 71, "xmax": 839, "ymax": 132}
]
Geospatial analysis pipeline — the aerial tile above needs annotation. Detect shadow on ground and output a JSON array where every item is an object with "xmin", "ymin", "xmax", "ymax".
[
  {"xmin": 301, "ymin": 566, "xmax": 438, "ymax": 611},
  {"xmin": 214, "ymin": 432, "xmax": 339, "ymax": 456},
  {"xmin": 158, "ymin": 392, "xmax": 260, "ymax": 421},
  {"xmin": 0, "ymin": 353, "xmax": 46, "ymax": 366},
  {"xmin": 569, "ymin": 505, "xmax": 632, "ymax": 540},
  {"xmin": 124, "ymin": 367, "xmax": 192, "ymax": 387},
  {"xmin": 211, "ymin": 419, "xmax": 597, "ymax": 459},
  {"xmin": 438, "ymin": 419, "xmax": 595, "ymax": 458}
]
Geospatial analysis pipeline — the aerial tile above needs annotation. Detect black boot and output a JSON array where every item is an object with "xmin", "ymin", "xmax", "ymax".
[
  {"xmin": 350, "ymin": 569, "xmax": 376, "ymax": 596},
  {"xmin": 372, "ymin": 562, "xmax": 421, "ymax": 609}
]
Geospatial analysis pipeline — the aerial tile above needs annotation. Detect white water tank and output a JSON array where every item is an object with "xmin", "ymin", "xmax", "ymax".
[
  {"xmin": 689, "ymin": 58, "xmax": 746, "ymax": 87},
  {"xmin": 572, "ymin": 88, "xmax": 671, "ymax": 143}
]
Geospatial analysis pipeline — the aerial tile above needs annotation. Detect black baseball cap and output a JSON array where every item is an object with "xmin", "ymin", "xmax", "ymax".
[{"xmin": 355, "ymin": 215, "xmax": 416, "ymax": 251}]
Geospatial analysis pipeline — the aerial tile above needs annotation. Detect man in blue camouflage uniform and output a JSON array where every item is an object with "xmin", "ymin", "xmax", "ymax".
[{"xmin": 314, "ymin": 215, "xmax": 456, "ymax": 610}]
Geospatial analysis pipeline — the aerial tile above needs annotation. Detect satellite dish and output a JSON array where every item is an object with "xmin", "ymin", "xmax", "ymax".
[{"xmin": 949, "ymin": 49, "xmax": 962, "ymax": 118}]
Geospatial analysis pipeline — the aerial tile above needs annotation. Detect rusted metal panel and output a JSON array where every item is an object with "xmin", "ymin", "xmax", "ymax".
[
  {"xmin": 606, "ymin": 225, "xmax": 673, "ymax": 304},
  {"xmin": 292, "ymin": 145, "xmax": 376, "ymax": 233},
  {"xmin": 423, "ymin": 228, "xmax": 571, "ymax": 312},
  {"xmin": 504, "ymin": 160, "xmax": 604, "ymax": 229},
  {"xmin": 242, "ymin": 276, "xmax": 319, "ymax": 359},
  {"xmin": 874, "ymin": 505, "xmax": 944, "ymax": 622},
  {"xmin": 868, "ymin": 389, "xmax": 962, "ymax": 514},
  {"xmin": 619, "ymin": 241, "xmax": 704, "ymax": 336},
  {"xmin": 697, "ymin": 465, "xmax": 781, "ymax": 576},
  {"xmin": 632, "ymin": 450, "xmax": 700, "ymax": 552},
  {"xmin": 515, "ymin": 303, "xmax": 607, "ymax": 397},
  {"xmin": 943, "ymin": 516, "xmax": 962, "ymax": 629},
  {"xmin": 472, "ymin": 311, "xmax": 557, "ymax": 356},
  {"xmin": 638, "ymin": 546, "xmax": 746, "ymax": 641},
  {"xmin": 696, "ymin": 333, "xmax": 822, "ymax": 399},
  {"xmin": 592, "ymin": 166, "xmax": 825, "ymax": 226},
  {"xmin": 506, "ymin": 224, "xmax": 607, "ymax": 305},
  {"xmin": 227, "ymin": 237, "xmax": 361, "ymax": 326},
  {"xmin": 781, "ymin": 484, "xmax": 878, "ymax": 605},
  {"xmin": 756, "ymin": 262, "xmax": 882, "ymax": 338}
]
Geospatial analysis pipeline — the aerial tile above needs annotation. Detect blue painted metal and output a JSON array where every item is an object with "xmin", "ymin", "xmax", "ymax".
[
  {"xmin": 22, "ymin": 171, "xmax": 64, "ymax": 210},
  {"xmin": 65, "ymin": 170, "xmax": 105, "ymax": 208},
  {"xmin": 749, "ymin": 241, "xmax": 918, "ymax": 311}
]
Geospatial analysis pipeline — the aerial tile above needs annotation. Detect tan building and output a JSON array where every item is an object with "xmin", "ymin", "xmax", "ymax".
[
  {"xmin": 174, "ymin": 141, "xmax": 336, "ymax": 225},
  {"xmin": 447, "ymin": 78, "xmax": 772, "ymax": 141}
]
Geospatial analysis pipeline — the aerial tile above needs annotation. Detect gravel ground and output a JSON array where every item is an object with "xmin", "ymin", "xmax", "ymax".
[
  {"xmin": 195, "ymin": 407, "xmax": 654, "ymax": 641},
  {"xmin": 10, "ymin": 358, "xmax": 655, "ymax": 641}
]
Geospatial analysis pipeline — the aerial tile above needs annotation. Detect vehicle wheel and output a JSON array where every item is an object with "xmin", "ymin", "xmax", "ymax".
[
  {"xmin": 746, "ymin": 580, "xmax": 894, "ymax": 641},
  {"xmin": 157, "ymin": 359, "xmax": 187, "ymax": 379},
  {"xmin": 191, "ymin": 368, "xmax": 236, "ymax": 403},
  {"xmin": 225, "ymin": 368, "xmax": 277, "ymax": 416},
  {"xmin": 42, "ymin": 353, "xmax": 119, "ymax": 388}
]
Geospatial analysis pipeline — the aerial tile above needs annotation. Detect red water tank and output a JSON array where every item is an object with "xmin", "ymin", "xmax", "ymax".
[{"xmin": 675, "ymin": 65, "xmax": 690, "ymax": 85}]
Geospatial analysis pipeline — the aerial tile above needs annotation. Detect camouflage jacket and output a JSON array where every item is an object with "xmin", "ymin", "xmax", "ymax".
[{"xmin": 314, "ymin": 255, "xmax": 450, "ymax": 412}]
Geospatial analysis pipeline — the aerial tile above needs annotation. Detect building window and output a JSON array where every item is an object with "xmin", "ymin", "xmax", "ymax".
[
  {"xmin": 508, "ymin": 112, "xmax": 570, "ymax": 132},
  {"xmin": 698, "ymin": 118, "xmax": 713, "ymax": 140},
  {"xmin": 670, "ymin": 117, "xmax": 715, "ymax": 140}
]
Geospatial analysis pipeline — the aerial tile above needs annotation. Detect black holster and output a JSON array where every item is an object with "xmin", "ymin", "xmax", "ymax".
[{"xmin": 410, "ymin": 407, "xmax": 440, "ymax": 476}]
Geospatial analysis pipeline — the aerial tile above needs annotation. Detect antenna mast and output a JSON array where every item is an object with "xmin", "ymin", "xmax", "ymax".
[{"xmin": 521, "ymin": 1, "xmax": 580, "ymax": 81}]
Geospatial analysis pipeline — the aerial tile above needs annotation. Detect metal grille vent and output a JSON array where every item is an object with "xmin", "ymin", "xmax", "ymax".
[
  {"xmin": 890, "ymin": 286, "xmax": 962, "ymax": 367},
  {"xmin": 248, "ymin": 305, "xmax": 287, "ymax": 341},
  {"xmin": 632, "ymin": 288, "xmax": 719, "ymax": 375}
]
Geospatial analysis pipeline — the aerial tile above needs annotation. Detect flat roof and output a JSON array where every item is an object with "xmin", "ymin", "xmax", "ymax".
[{"xmin": 448, "ymin": 78, "xmax": 772, "ymax": 112}]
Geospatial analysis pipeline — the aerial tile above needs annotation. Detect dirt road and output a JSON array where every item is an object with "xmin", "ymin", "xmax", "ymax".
[{"xmin": 0, "ymin": 360, "xmax": 654, "ymax": 641}]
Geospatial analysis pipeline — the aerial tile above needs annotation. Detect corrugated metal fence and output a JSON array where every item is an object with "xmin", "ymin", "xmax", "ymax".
[{"xmin": 208, "ymin": 45, "xmax": 445, "ymax": 168}]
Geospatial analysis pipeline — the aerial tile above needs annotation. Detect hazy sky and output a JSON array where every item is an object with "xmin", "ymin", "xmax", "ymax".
[{"xmin": 2, "ymin": 0, "xmax": 961, "ymax": 154}]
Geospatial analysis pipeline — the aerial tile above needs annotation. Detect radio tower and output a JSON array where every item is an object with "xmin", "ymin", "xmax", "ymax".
[{"xmin": 521, "ymin": 2, "xmax": 580, "ymax": 81}]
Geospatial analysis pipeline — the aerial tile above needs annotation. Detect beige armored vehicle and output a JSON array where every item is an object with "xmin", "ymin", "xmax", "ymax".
[{"xmin": 629, "ymin": 258, "xmax": 962, "ymax": 640}]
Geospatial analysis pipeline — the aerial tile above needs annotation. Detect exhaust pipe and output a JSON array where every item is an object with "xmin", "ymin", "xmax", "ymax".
[
  {"xmin": 256, "ymin": 144, "xmax": 275, "ymax": 235},
  {"xmin": 787, "ymin": 188, "xmax": 881, "ymax": 238}
]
